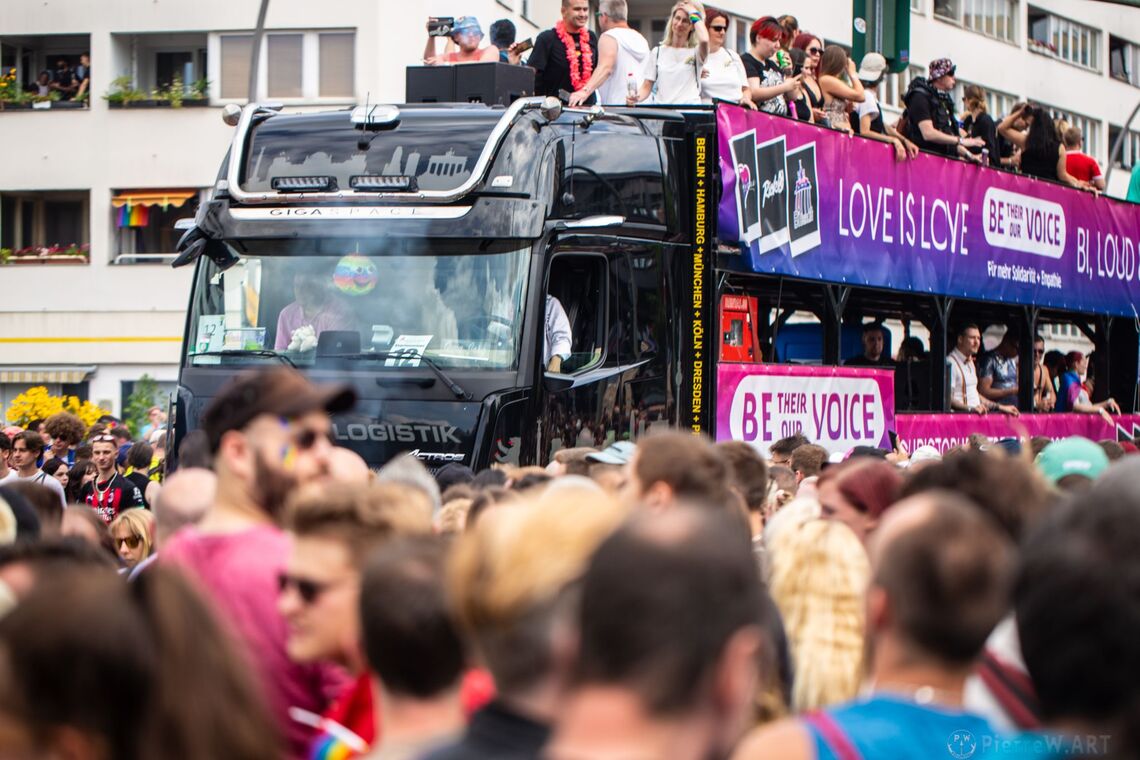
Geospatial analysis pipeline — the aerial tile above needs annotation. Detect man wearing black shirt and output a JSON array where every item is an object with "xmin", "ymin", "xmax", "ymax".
[
  {"xmin": 522, "ymin": 0, "xmax": 598, "ymax": 102},
  {"xmin": 82, "ymin": 434, "xmax": 143, "ymax": 523},
  {"xmin": 50, "ymin": 58, "xmax": 79, "ymax": 101},
  {"xmin": 844, "ymin": 323, "xmax": 895, "ymax": 368},
  {"xmin": 901, "ymin": 57, "xmax": 983, "ymax": 159}
]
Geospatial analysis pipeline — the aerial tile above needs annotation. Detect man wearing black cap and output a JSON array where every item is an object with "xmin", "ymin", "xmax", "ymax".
[
  {"xmin": 901, "ymin": 57, "xmax": 984, "ymax": 159},
  {"xmin": 161, "ymin": 366, "xmax": 356, "ymax": 760}
]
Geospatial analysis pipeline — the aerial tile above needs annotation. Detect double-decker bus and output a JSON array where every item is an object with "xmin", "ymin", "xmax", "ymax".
[{"xmin": 169, "ymin": 99, "xmax": 1140, "ymax": 469}]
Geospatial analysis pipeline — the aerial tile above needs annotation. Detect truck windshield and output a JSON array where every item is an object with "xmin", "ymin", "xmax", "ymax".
[{"xmin": 185, "ymin": 241, "xmax": 530, "ymax": 371}]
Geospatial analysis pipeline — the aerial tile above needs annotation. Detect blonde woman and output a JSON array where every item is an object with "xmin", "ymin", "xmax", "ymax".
[
  {"xmin": 628, "ymin": 1, "xmax": 709, "ymax": 106},
  {"xmin": 768, "ymin": 518, "xmax": 869, "ymax": 711},
  {"xmin": 109, "ymin": 508, "xmax": 155, "ymax": 571}
]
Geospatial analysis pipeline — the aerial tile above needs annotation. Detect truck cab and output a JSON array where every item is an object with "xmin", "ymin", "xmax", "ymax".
[{"xmin": 171, "ymin": 99, "xmax": 710, "ymax": 470}]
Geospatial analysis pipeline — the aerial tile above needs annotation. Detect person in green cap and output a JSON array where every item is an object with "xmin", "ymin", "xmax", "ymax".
[{"xmin": 1035, "ymin": 436, "xmax": 1109, "ymax": 492}]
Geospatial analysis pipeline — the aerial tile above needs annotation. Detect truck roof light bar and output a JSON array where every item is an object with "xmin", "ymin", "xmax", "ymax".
[
  {"xmin": 351, "ymin": 104, "xmax": 400, "ymax": 129},
  {"xmin": 224, "ymin": 97, "xmax": 547, "ymax": 205},
  {"xmin": 270, "ymin": 176, "xmax": 337, "ymax": 193},
  {"xmin": 349, "ymin": 175, "xmax": 417, "ymax": 192}
]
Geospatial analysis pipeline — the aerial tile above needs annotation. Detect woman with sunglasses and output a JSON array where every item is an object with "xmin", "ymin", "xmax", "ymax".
[
  {"xmin": 628, "ymin": 1, "xmax": 709, "ymax": 106},
  {"xmin": 700, "ymin": 9, "xmax": 753, "ymax": 108},
  {"xmin": 109, "ymin": 507, "xmax": 155, "ymax": 572},
  {"xmin": 791, "ymin": 34, "xmax": 826, "ymax": 122}
]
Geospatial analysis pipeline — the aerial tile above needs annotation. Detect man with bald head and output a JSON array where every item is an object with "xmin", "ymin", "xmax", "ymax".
[
  {"xmin": 128, "ymin": 467, "xmax": 215, "ymax": 579},
  {"xmin": 733, "ymin": 491, "xmax": 1013, "ymax": 760}
]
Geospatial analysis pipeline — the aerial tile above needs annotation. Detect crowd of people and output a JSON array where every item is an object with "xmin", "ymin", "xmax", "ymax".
[
  {"xmin": 0, "ymin": 364, "xmax": 1137, "ymax": 759},
  {"xmin": 844, "ymin": 321, "xmax": 1122, "ymax": 421},
  {"xmin": 424, "ymin": 0, "xmax": 1109, "ymax": 192}
]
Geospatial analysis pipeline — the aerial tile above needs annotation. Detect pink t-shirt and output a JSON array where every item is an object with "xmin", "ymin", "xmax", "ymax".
[
  {"xmin": 275, "ymin": 301, "xmax": 355, "ymax": 350},
  {"xmin": 162, "ymin": 524, "xmax": 351, "ymax": 760}
]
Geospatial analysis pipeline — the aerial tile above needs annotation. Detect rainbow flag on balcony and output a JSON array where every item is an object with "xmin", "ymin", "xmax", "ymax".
[{"xmin": 111, "ymin": 189, "xmax": 197, "ymax": 227}]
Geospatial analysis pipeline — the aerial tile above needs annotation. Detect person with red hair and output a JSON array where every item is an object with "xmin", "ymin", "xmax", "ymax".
[
  {"xmin": 816, "ymin": 458, "xmax": 902, "ymax": 544},
  {"xmin": 742, "ymin": 16, "xmax": 801, "ymax": 115},
  {"xmin": 791, "ymin": 32, "xmax": 825, "ymax": 121}
]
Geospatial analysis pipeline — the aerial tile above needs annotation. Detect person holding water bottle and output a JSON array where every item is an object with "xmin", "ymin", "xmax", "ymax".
[{"xmin": 567, "ymin": 0, "xmax": 649, "ymax": 106}]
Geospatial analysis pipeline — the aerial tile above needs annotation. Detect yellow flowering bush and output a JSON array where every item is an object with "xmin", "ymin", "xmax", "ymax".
[{"xmin": 5, "ymin": 387, "xmax": 108, "ymax": 429}]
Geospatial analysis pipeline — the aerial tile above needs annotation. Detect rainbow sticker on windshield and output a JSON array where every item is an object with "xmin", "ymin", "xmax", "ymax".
[{"xmin": 333, "ymin": 254, "xmax": 378, "ymax": 295}]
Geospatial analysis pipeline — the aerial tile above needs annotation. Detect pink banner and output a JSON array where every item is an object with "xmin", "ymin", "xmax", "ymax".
[
  {"xmin": 896, "ymin": 414, "xmax": 1140, "ymax": 453},
  {"xmin": 716, "ymin": 364, "xmax": 895, "ymax": 453}
]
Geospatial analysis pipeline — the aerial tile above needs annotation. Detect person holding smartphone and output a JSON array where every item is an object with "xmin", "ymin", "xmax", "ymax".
[{"xmin": 424, "ymin": 16, "xmax": 499, "ymax": 65}]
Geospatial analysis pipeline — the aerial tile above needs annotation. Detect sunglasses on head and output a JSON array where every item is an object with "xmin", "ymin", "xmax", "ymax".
[
  {"xmin": 91, "ymin": 434, "xmax": 116, "ymax": 443},
  {"xmin": 277, "ymin": 572, "xmax": 330, "ymax": 605},
  {"xmin": 116, "ymin": 535, "xmax": 142, "ymax": 549}
]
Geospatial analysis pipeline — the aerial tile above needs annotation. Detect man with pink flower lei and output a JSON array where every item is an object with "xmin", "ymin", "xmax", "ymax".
[{"xmin": 517, "ymin": 0, "xmax": 598, "ymax": 104}]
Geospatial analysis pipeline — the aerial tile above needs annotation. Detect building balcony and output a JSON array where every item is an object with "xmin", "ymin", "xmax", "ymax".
[{"xmin": 0, "ymin": 33, "xmax": 91, "ymax": 110}]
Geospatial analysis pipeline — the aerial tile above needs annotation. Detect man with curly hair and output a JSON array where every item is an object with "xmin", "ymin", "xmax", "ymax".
[{"xmin": 44, "ymin": 412, "xmax": 86, "ymax": 467}]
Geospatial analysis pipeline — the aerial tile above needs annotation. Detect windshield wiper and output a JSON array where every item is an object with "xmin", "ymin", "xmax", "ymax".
[
  {"xmin": 324, "ymin": 352, "xmax": 472, "ymax": 400},
  {"xmin": 189, "ymin": 349, "xmax": 297, "ymax": 368}
]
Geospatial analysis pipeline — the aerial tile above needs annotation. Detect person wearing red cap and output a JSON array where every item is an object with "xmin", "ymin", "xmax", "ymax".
[{"xmin": 162, "ymin": 367, "xmax": 357, "ymax": 760}]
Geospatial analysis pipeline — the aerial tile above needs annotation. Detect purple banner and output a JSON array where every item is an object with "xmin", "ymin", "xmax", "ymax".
[
  {"xmin": 716, "ymin": 105, "xmax": 1140, "ymax": 317},
  {"xmin": 896, "ymin": 413, "xmax": 1140, "ymax": 453},
  {"xmin": 716, "ymin": 364, "xmax": 895, "ymax": 454}
]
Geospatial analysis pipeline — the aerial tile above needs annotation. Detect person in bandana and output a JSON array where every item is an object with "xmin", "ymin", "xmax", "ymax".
[{"xmin": 522, "ymin": 0, "xmax": 598, "ymax": 102}]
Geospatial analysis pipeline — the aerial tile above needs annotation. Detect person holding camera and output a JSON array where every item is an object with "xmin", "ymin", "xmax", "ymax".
[
  {"xmin": 999, "ymin": 102, "xmax": 1091, "ymax": 189},
  {"xmin": 424, "ymin": 16, "xmax": 499, "ymax": 65}
]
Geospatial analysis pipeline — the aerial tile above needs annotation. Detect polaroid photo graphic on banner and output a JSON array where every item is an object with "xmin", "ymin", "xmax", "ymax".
[
  {"xmin": 729, "ymin": 130, "xmax": 762, "ymax": 243},
  {"xmin": 757, "ymin": 136, "xmax": 790, "ymax": 254},
  {"xmin": 785, "ymin": 142, "xmax": 821, "ymax": 257}
]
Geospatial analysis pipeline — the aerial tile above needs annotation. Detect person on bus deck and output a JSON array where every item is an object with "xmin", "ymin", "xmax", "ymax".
[
  {"xmin": 900, "ymin": 57, "xmax": 984, "ymax": 160},
  {"xmin": 1032, "ymin": 335, "xmax": 1056, "ymax": 412},
  {"xmin": 423, "ymin": 16, "xmax": 500, "ymax": 65},
  {"xmin": 843, "ymin": 323, "xmax": 893, "ymax": 368},
  {"xmin": 977, "ymin": 329, "xmax": 1021, "ymax": 409},
  {"xmin": 275, "ymin": 271, "xmax": 354, "ymax": 352},
  {"xmin": 518, "ymin": 0, "xmax": 599, "ymax": 102},
  {"xmin": 998, "ymin": 103, "xmax": 1090, "ymax": 189},
  {"xmin": 544, "ymin": 295, "xmax": 573, "ymax": 373},
  {"xmin": 741, "ymin": 16, "xmax": 799, "ymax": 116},
  {"xmin": 1062, "ymin": 126, "xmax": 1106, "ymax": 191},
  {"xmin": 947, "ymin": 324, "xmax": 1018, "ymax": 416},
  {"xmin": 698, "ymin": 8, "xmax": 753, "ymax": 108},
  {"xmin": 628, "ymin": 1, "xmax": 709, "ymax": 107},
  {"xmin": 854, "ymin": 53, "xmax": 918, "ymax": 161},
  {"xmin": 1055, "ymin": 352, "xmax": 1120, "ymax": 424},
  {"xmin": 816, "ymin": 46, "xmax": 864, "ymax": 134},
  {"xmin": 567, "ymin": 0, "xmax": 650, "ymax": 107}
]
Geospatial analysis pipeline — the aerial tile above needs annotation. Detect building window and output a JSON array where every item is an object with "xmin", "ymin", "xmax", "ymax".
[
  {"xmin": 0, "ymin": 191, "xmax": 89, "ymax": 258},
  {"xmin": 935, "ymin": 0, "xmax": 1017, "ymax": 42},
  {"xmin": 112, "ymin": 189, "xmax": 202, "ymax": 264},
  {"xmin": 884, "ymin": 65, "xmax": 924, "ymax": 110},
  {"xmin": 215, "ymin": 30, "xmax": 354, "ymax": 102},
  {"xmin": 1108, "ymin": 125, "xmax": 1140, "ymax": 169},
  {"xmin": 1110, "ymin": 35, "xmax": 1140, "ymax": 86},
  {"xmin": 1028, "ymin": 7, "xmax": 1100, "ymax": 71},
  {"xmin": 1045, "ymin": 105, "xmax": 1101, "ymax": 163}
]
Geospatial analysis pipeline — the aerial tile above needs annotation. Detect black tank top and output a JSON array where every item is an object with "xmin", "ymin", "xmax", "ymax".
[{"xmin": 804, "ymin": 78, "xmax": 823, "ymax": 109}]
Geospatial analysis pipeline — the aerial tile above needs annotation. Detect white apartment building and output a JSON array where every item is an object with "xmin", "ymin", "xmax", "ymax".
[
  {"xmin": 2, "ymin": 0, "xmax": 1131, "ymax": 415},
  {"xmin": 0, "ymin": 0, "xmax": 557, "ymax": 416}
]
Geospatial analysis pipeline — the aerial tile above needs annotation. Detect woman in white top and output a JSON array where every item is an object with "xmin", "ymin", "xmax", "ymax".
[
  {"xmin": 700, "ymin": 8, "xmax": 753, "ymax": 107},
  {"xmin": 628, "ymin": 1, "xmax": 709, "ymax": 106}
]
